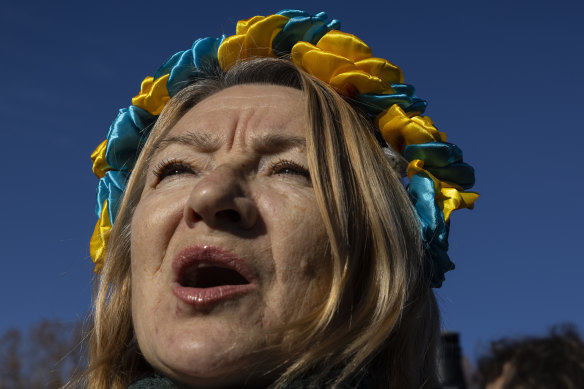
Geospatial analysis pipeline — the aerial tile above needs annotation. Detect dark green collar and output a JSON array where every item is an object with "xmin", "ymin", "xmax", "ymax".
[
  {"xmin": 127, "ymin": 374, "xmax": 177, "ymax": 389},
  {"xmin": 127, "ymin": 371, "xmax": 371, "ymax": 388}
]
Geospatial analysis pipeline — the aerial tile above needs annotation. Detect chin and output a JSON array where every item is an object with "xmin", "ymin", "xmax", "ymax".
[
  {"xmin": 151, "ymin": 346, "xmax": 278, "ymax": 389},
  {"xmin": 138, "ymin": 314, "xmax": 279, "ymax": 388}
]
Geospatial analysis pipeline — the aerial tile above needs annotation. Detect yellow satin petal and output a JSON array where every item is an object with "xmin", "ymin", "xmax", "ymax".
[
  {"xmin": 90, "ymin": 201, "xmax": 112, "ymax": 273},
  {"xmin": 317, "ymin": 30, "xmax": 372, "ymax": 62},
  {"xmin": 219, "ymin": 15, "xmax": 288, "ymax": 70},
  {"xmin": 440, "ymin": 187, "xmax": 480, "ymax": 221},
  {"xmin": 291, "ymin": 32, "xmax": 405, "ymax": 98},
  {"xmin": 218, "ymin": 34, "xmax": 246, "ymax": 70},
  {"xmin": 296, "ymin": 47, "xmax": 355, "ymax": 84},
  {"xmin": 354, "ymin": 57, "xmax": 403, "ymax": 85},
  {"xmin": 91, "ymin": 139, "xmax": 109, "ymax": 179},
  {"xmin": 131, "ymin": 74, "xmax": 170, "ymax": 115},
  {"xmin": 407, "ymin": 159, "xmax": 436, "ymax": 186},
  {"xmin": 290, "ymin": 41, "xmax": 314, "ymax": 66},
  {"xmin": 330, "ymin": 70, "xmax": 390, "ymax": 96},
  {"xmin": 236, "ymin": 15, "xmax": 264, "ymax": 35},
  {"xmin": 244, "ymin": 14, "xmax": 289, "ymax": 58},
  {"xmin": 407, "ymin": 159, "xmax": 478, "ymax": 221},
  {"xmin": 377, "ymin": 104, "xmax": 446, "ymax": 152}
]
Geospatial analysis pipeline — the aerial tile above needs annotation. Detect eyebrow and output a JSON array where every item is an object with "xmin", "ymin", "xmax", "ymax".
[
  {"xmin": 152, "ymin": 130, "xmax": 306, "ymax": 156},
  {"xmin": 143, "ymin": 129, "xmax": 308, "ymax": 183},
  {"xmin": 251, "ymin": 133, "xmax": 306, "ymax": 154},
  {"xmin": 154, "ymin": 132, "xmax": 222, "ymax": 154}
]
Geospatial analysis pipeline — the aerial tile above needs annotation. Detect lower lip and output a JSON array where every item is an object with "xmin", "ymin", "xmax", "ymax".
[{"xmin": 172, "ymin": 282, "xmax": 257, "ymax": 308}]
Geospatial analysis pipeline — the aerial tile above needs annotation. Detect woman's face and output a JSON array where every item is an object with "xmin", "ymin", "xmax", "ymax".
[{"xmin": 130, "ymin": 84, "xmax": 331, "ymax": 387}]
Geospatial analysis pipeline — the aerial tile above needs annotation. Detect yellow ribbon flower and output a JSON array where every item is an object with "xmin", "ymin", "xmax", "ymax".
[
  {"xmin": 217, "ymin": 14, "xmax": 290, "ymax": 70},
  {"xmin": 131, "ymin": 74, "xmax": 170, "ymax": 115},
  {"xmin": 376, "ymin": 104, "xmax": 447, "ymax": 153},
  {"xmin": 407, "ymin": 159, "xmax": 479, "ymax": 221},
  {"xmin": 291, "ymin": 30, "xmax": 403, "ymax": 96},
  {"xmin": 91, "ymin": 139, "xmax": 109, "ymax": 179},
  {"xmin": 90, "ymin": 201, "xmax": 112, "ymax": 272}
]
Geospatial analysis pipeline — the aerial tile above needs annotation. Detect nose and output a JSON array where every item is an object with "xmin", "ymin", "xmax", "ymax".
[{"xmin": 184, "ymin": 165, "xmax": 258, "ymax": 230}]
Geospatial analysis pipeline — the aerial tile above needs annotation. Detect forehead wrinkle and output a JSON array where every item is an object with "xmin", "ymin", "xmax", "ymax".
[
  {"xmin": 146, "ymin": 131, "xmax": 221, "ymax": 170},
  {"xmin": 226, "ymin": 105, "xmax": 255, "ymax": 151},
  {"xmin": 227, "ymin": 103, "xmax": 305, "ymax": 153},
  {"xmin": 251, "ymin": 132, "xmax": 307, "ymax": 155},
  {"xmin": 153, "ymin": 131, "xmax": 222, "ymax": 154}
]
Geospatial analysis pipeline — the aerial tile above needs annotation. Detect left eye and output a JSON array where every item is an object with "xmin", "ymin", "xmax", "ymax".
[
  {"xmin": 153, "ymin": 159, "xmax": 195, "ymax": 182},
  {"xmin": 270, "ymin": 160, "xmax": 310, "ymax": 179}
]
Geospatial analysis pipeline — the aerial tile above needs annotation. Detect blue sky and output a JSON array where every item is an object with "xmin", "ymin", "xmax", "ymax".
[{"xmin": 1, "ymin": 0, "xmax": 583, "ymax": 362}]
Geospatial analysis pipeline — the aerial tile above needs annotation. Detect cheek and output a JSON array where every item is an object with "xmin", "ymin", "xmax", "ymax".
[
  {"xmin": 131, "ymin": 191, "xmax": 186, "ymax": 273},
  {"xmin": 259, "ymin": 189, "xmax": 331, "ymax": 317},
  {"xmin": 130, "ymin": 191, "xmax": 186, "ymax": 319},
  {"xmin": 130, "ymin": 193, "xmax": 186, "ymax": 351}
]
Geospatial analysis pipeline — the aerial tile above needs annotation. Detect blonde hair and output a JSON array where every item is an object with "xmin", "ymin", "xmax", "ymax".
[{"xmin": 82, "ymin": 58, "xmax": 439, "ymax": 389}]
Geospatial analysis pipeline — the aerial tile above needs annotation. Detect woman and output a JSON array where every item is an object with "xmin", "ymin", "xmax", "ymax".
[{"xmin": 86, "ymin": 10, "xmax": 478, "ymax": 389}]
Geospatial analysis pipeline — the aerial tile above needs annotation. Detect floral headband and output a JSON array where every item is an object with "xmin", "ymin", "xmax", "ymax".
[{"xmin": 90, "ymin": 10, "xmax": 478, "ymax": 287}]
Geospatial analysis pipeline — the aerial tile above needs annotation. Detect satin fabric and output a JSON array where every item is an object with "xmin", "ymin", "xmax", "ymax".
[
  {"xmin": 90, "ymin": 9, "xmax": 478, "ymax": 286},
  {"xmin": 89, "ymin": 104, "xmax": 156, "ymax": 265},
  {"xmin": 218, "ymin": 14, "xmax": 289, "ymax": 70},
  {"xmin": 89, "ymin": 170, "xmax": 129, "ymax": 265},
  {"xmin": 408, "ymin": 174, "xmax": 452, "ymax": 287},
  {"xmin": 377, "ymin": 104, "xmax": 446, "ymax": 153},
  {"xmin": 91, "ymin": 140, "xmax": 108, "ymax": 178},
  {"xmin": 404, "ymin": 142, "xmax": 476, "ymax": 190},
  {"xmin": 403, "ymin": 142, "xmax": 478, "ymax": 286},
  {"xmin": 96, "ymin": 170, "xmax": 128, "ymax": 225},
  {"xmin": 272, "ymin": 11, "xmax": 340, "ymax": 54},
  {"xmin": 132, "ymin": 75, "xmax": 170, "ymax": 115},
  {"xmin": 89, "ymin": 201, "xmax": 111, "ymax": 272},
  {"xmin": 354, "ymin": 84, "xmax": 427, "ymax": 115},
  {"xmin": 157, "ymin": 37, "xmax": 225, "ymax": 97},
  {"xmin": 105, "ymin": 106, "xmax": 155, "ymax": 170},
  {"xmin": 291, "ymin": 31, "xmax": 403, "ymax": 96}
]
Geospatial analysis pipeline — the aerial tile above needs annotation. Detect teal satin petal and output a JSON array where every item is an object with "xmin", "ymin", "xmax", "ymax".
[
  {"xmin": 277, "ymin": 9, "xmax": 310, "ymax": 18},
  {"xmin": 354, "ymin": 84, "xmax": 427, "ymax": 115},
  {"xmin": 166, "ymin": 50, "xmax": 196, "ymax": 97},
  {"xmin": 425, "ymin": 163, "xmax": 475, "ymax": 190},
  {"xmin": 404, "ymin": 142, "xmax": 475, "ymax": 189},
  {"xmin": 404, "ymin": 101, "xmax": 427, "ymax": 115},
  {"xmin": 409, "ymin": 174, "xmax": 441, "ymax": 242},
  {"xmin": 326, "ymin": 18, "xmax": 341, "ymax": 31},
  {"xmin": 408, "ymin": 173, "xmax": 452, "ymax": 288},
  {"xmin": 304, "ymin": 12, "xmax": 338, "ymax": 42},
  {"xmin": 166, "ymin": 37, "xmax": 220, "ymax": 97},
  {"xmin": 192, "ymin": 36, "xmax": 224, "ymax": 69},
  {"xmin": 273, "ymin": 11, "xmax": 339, "ymax": 54},
  {"xmin": 154, "ymin": 50, "xmax": 186, "ymax": 80},
  {"xmin": 404, "ymin": 142, "xmax": 463, "ymax": 166},
  {"xmin": 391, "ymin": 83, "xmax": 415, "ymax": 95},
  {"xmin": 355, "ymin": 93, "xmax": 426, "ymax": 115},
  {"xmin": 389, "ymin": 84, "xmax": 428, "ymax": 114},
  {"xmin": 96, "ymin": 170, "xmax": 130, "ymax": 223},
  {"xmin": 105, "ymin": 106, "xmax": 155, "ymax": 170}
]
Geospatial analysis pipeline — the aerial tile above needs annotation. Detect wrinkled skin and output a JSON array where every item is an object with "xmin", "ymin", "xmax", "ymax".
[{"xmin": 131, "ymin": 85, "xmax": 331, "ymax": 388}]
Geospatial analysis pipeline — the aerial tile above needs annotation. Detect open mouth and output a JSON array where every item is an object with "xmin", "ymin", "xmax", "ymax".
[
  {"xmin": 180, "ymin": 264, "xmax": 250, "ymax": 288},
  {"xmin": 172, "ymin": 246, "xmax": 257, "ymax": 307}
]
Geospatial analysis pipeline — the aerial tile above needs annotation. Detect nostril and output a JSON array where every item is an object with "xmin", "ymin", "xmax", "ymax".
[{"xmin": 217, "ymin": 209, "xmax": 241, "ymax": 223}]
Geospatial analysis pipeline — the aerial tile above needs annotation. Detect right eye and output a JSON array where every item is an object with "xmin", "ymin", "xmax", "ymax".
[{"xmin": 153, "ymin": 159, "xmax": 195, "ymax": 182}]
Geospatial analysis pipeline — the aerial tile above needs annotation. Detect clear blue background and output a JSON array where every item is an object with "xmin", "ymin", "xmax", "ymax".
[{"xmin": 2, "ymin": 0, "xmax": 583, "ymax": 362}]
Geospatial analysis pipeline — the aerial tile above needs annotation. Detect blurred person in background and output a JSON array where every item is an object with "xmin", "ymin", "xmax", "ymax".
[{"xmin": 474, "ymin": 325, "xmax": 584, "ymax": 389}]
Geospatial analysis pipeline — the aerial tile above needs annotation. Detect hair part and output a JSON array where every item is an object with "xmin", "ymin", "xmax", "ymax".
[{"xmin": 80, "ymin": 57, "xmax": 439, "ymax": 389}]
